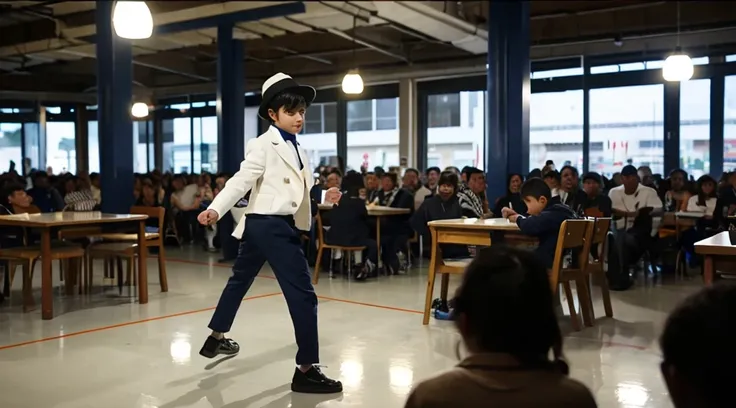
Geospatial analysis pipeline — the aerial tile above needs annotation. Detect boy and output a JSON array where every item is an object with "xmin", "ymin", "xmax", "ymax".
[
  {"xmin": 197, "ymin": 73, "xmax": 342, "ymax": 394},
  {"xmin": 501, "ymin": 178, "xmax": 577, "ymax": 267}
]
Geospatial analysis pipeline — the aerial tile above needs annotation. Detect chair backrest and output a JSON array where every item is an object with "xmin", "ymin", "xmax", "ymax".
[
  {"xmin": 130, "ymin": 206, "xmax": 166, "ymax": 232},
  {"xmin": 591, "ymin": 217, "xmax": 612, "ymax": 245},
  {"xmin": 549, "ymin": 219, "xmax": 595, "ymax": 291},
  {"xmin": 315, "ymin": 211, "xmax": 326, "ymax": 244}
]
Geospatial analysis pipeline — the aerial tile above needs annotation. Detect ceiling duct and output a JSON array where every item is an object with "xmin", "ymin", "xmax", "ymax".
[{"xmin": 371, "ymin": 1, "xmax": 487, "ymax": 54}]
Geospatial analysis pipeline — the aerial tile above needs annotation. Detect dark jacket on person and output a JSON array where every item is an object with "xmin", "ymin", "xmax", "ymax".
[
  {"xmin": 411, "ymin": 194, "xmax": 469, "ymax": 259},
  {"xmin": 377, "ymin": 188, "xmax": 414, "ymax": 236},
  {"xmin": 560, "ymin": 188, "xmax": 589, "ymax": 215},
  {"xmin": 581, "ymin": 194, "xmax": 613, "ymax": 217},
  {"xmin": 325, "ymin": 195, "xmax": 370, "ymax": 247},
  {"xmin": 27, "ymin": 186, "xmax": 64, "ymax": 213},
  {"xmin": 494, "ymin": 193, "xmax": 527, "ymax": 217},
  {"xmin": 516, "ymin": 203, "xmax": 578, "ymax": 267}
]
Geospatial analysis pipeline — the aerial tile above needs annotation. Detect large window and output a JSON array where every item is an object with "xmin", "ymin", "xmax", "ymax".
[
  {"xmin": 0, "ymin": 123, "xmax": 22, "ymax": 172},
  {"xmin": 192, "ymin": 116, "xmax": 217, "ymax": 173},
  {"xmin": 163, "ymin": 118, "xmax": 192, "ymax": 173},
  {"xmin": 88, "ymin": 121, "xmax": 99, "ymax": 173},
  {"xmin": 347, "ymin": 98, "xmax": 399, "ymax": 171},
  {"xmin": 300, "ymin": 102, "xmax": 337, "ymax": 170},
  {"xmin": 589, "ymin": 84, "xmax": 665, "ymax": 176},
  {"xmin": 426, "ymin": 91, "xmax": 484, "ymax": 170},
  {"xmin": 529, "ymin": 90, "xmax": 584, "ymax": 171},
  {"xmin": 680, "ymin": 79, "xmax": 710, "ymax": 178},
  {"xmin": 134, "ymin": 121, "xmax": 154, "ymax": 173},
  {"xmin": 725, "ymin": 76, "xmax": 736, "ymax": 172},
  {"xmin": 46, "ymin": 121, "xmax": 76, "ymax": 174},
  {"xmin": 23, "ymin": 122, "xmax": 40, "ymax": 173}
]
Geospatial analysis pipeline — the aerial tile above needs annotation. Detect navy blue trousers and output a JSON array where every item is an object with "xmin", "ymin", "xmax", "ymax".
[{"xmin": 208, "ymin": 215, "xmax": 319, "ymax": 365}]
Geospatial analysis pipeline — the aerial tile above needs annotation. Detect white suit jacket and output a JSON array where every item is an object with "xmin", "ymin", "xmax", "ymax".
[{"xmin": 208, "ymin": 126, "xmax": 314, "ymax": 238}]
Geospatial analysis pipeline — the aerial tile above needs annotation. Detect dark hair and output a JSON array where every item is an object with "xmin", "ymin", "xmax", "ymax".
[
  {"xmin": 31, "ymin": 171, "xmax": 48, "ymax": 181},
  {"xmin": 404, "ymin": 168, "xmax": 419, "ymax": 177},
  {"xmin": 465, "ymin": 167, "xmax": 483, "ymax": 179},
  {"xmin": 454, "ymin": 246, "xmax": 568, "ymax": 373},
  {"xmin": 695, "ymin": 175, "xmax": 717, "ymax": 207},
  {"xmin": 506, "ymin": 173, "xmax": 523, "ymax": 195},
  {"xmin": 328, "ymin": 168, "xmax": 343, "ymax": 178},
  {"xmin": 381, "ymin": 172, "xmax": 398, "ymax": 186},
  {"xmin": 266, "ymin": 91, "xmax": 307, "ymax": 123},
  {"xmin": 426, "ymin": 166, "xmax": 441, "ymax": 176},
  {"xmin": 545, "ymin": 160, "xmax": 554, "ymax": 166},
  {"xmin": 365, "ymin": 171, "xmax": 375, "ymax": 177},
  {"xmin": 668, "ymin": 168, "xmax": 688, "ymax": 179},
  {"xmin": 559, "ymin": 165, "xmax": 579, "ymax": 178},
  {"xmin": 520, "ymin": 177, "xmax": 552, "ymax": 202},
  {"xmin": 543, "ymin": 170, "xmax": 560, "ymax": 182},
  {"xmin": 341, "ymin": 171, "xmax": 365, "ymax": 197},
  {"xmin": 438, "ymin": 171, "xmax": 459, "ymax": 190},
  {"xmin": 660, "ymin": 284, "xmax": 736, "ymax": 405},
  {"xmin": 89, "ymin": 172, "xmax": 100, "ymax": 182},
  {"xmin": 528, "ymin": 168, "xmax": 542, "ymax": 179}
]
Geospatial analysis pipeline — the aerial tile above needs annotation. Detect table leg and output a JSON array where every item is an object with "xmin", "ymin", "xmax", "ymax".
[
  {"xmin": 137, "ymin": 220, "xmax": 149, "ymax": 303},
  {"xmin": 41, "ymin": 228, "xmax": 53, "ymax": 320},
  {"xmin": 440, "ymin": 274, "xmax": 450, "ymax": 302},
  {"xmin": 423, "ymin": 228, "xmax": 439, "ymax": 325},
  {"xmin": 703, "ymin": 255, "xmax": 714, "ymax": 285},
  {"xmin": 376, "ymin": 215, "xmax": 382, "ymax": 268}
]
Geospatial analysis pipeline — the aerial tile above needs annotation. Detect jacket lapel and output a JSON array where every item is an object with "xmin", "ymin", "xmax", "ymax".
[{"xmin": 266, "ymin": 126, "xmax": 302, "ymax": 178}]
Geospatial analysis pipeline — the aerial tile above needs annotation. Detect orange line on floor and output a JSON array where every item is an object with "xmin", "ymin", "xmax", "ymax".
[
  {"xmin": 0, "ymin": 292, "xmax": 281, "ymax": 352},
  {"xmin": 317, "ymin": 295, "xmax": 424, "ymax": 315},
  {"xmin": 153, "ymin": 256, "xmax": 278, "ymax": 280}
]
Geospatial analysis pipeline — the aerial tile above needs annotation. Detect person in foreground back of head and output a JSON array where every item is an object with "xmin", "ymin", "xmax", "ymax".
[
  {"xmin": 501, "ymin": 178, "xmax": 578, "ymax": 268},
  {"xmin": 660, "ymin": 284, "xmax": 736, "ymax": 408},
  {"xmin": 404, "ymin": 247, "xmax": 597, "ymax": 408}
]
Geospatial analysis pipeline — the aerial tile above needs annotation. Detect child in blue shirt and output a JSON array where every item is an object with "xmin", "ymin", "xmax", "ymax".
[{"xmin": 502, "ymin": 178, "xmax": 577, "ymax": 268}]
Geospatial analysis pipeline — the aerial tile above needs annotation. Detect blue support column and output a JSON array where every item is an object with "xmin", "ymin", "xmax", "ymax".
[
  {"xmin": 217, "ymin": 23, "xmax": 245, "ymax": 174},
  {"xmin": 485, "ymin": 1, "xmax": 530, "ymax": 202},
  {"xmin": 96, "ymin": 0, "xmax": 134, "ymax": 213}
]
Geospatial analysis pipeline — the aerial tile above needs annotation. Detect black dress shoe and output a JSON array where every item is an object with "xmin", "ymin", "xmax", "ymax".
[
  {"xmin": 199, "ymin": 336, "xmax": 240, "ymax": 358},
  {"xmin": 291, "ymin": 366, "xmax": 343, "ymax": 394}
]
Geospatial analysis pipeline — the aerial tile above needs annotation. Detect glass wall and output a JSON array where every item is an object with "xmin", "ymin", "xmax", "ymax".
[
  {"xmin": 192, "ymin": 116, "xmax": 217, "ymax": 173},
  {"xmin": 23, "ymin": 122, "xmax": 40, "ymax": 173},
  {"xmin": 347, "ymin": 98, "xmax": 398, "ymax": 171},
  {"xmin": 426, "ymin": 91, "xmax": 485, "ymax": 170},
  {"xmin": 46, "ymin": 121, "xmax": 76, "ymax": 174},
  {"xmin": 163, "ymin": 118, "xmax": 192, "ymax": 173},
  {"xmin": 529, "ymin": 90, "xmax": 584, "ymax": 171},
  {"xmin": 725, "ymin": 76, "xmax": 736, "ymax": 172},
  {"xmin": 589, "ymin": 84, "xmax": 665, "ymax": 176},
  {"xmin": 300, "ymin": 102, "xmax": 338, "ymax": 170},
  {"xmin": 88, "ymin": 121, "xmax": 99, "ymax": 173},
  {"xmin": 680, "ymin": 79, "xmax": 710, "ymax": 178},
  {"xmin": 0, "ymin": 123, "xmax": 23, "ymax": 172}
]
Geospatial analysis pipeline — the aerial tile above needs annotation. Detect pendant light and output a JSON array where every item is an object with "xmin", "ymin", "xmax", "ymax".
[
  {"xmin": 662, "ymin": 2, "xmax": 693, "ymax": 82},
  {"xmin": 342, "ymin": 16, "xmax": 364, "ymax": 95},
  {"xmin": 131, "ymin": 102, "xmax": 149, "ymax": 118},
  {"xmin": 113, "ymin": 1, "xmax": 153, "ymax": 39}
]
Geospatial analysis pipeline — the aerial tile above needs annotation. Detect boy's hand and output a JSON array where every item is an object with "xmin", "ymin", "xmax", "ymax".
[
  {"xmin": 324, "ymin": 187, "xmax": 342, "ymax": 205},
  {"xmin": 508, "ymin": 214, "xmax": 519, "ymax": 223},
  {"xmin": 198, "ymin": 209, "xmax": 219, "ymax": 226},
  {"xmin": 501, "ymin": 207, "xmax": 517, "ymax": 219}
]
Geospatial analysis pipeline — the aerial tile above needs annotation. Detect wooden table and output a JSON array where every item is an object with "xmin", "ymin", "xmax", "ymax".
[
  {"xmin": 0, "ymin": 212, "xmax": 149, "ymax": 320},
  {"xmin": 423, "ymin": 218, "xmax": 523, "ymax": 324},
  {"xmin": 694, "ymin": 231, "xmax": 736, "ymax": 285},
  {"xmin": 318, "ymin": 204, "xmax": 410, "ymax": 268}
]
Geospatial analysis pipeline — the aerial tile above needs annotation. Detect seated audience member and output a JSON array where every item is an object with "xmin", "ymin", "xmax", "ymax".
[
  {"xmin": 376, "ymin": 172, "xmax": 414, "ymax": 274},
  {"xmin": 425, "ymin": 167, "xmax": 441, "ymax": 194},
  {"xmin": 412, "ymin": 171, "xmax": 469, "ymax": 259},
  {"xmin": 325, "ymin": 172, "xmax": 378, "ymax": 280},
  {"xmin": 170, "ymin": 175, "xmax": 202, "ymax": 243},
  {"xmin": 528, "ymin": 168, "xmax": 542, "ymax": 180},
  {"xmin": 404, "ymin": 246, "xmax": 597, "ymax": 408},
  {"xmin": 681, "ymin": 175, "xmax": 719, "ymax": 266},
  {"xmin": 558, "ymin": 166, "xmax": 587, "ymax": 213},
  {"xmin": 364, "ymin": 172, "xmax": 380, "ymax": 204},
  {"xmin": 660, "ymin": 284, "xmax": 736, "ymax": 408},
  {"xmin": 502, "ymin": 178, "xmax": 577, "ymax": 268},
  {"xmin": 63, "ymin": 176, "xmax": 97, "ymax": 211},
  {"xmin": 444, "ymin": 166, "xmax": 461, "ymax": 177},
  {"xmin": 608, "ymin": 165, "xmax": 663, "ymax": 289},
  {"xmin": 664, "ymin": 169, "xmax": 692, "ymax": 212},
  {"xmin": 542, "ymin": 170, "xmax": 561, "ymax": 198},
  {"xmin": 637, "ymin": 165, "xmax": 658, "ymax": 190},
  {"xmin": 714, "ymin": 171, "xmax": 736, "ymax": 228},
  {"xmin": 458, "ymin": 167, "xmax": 490, "ymax": 218},
  {"xmin": 403, "ymin": 168, "xmax": 432, "ymax": 210},
  {"xmin": 460, "ymin": 166, "xmax": 472, "ymax": 184},
  {"xmin": 89, "ymin": 172, "xmax": 101, "ymax": 205},
  {"xmin": 494, "ymin": 173, "xmax": 527, "ymax": 216},
  {"xmin": 213, "ymin": 173, "xmax": 229, "ymax": 197},
  {"xmin": 1, "ymin": 183, "xmax": 39, "ymax": 215},
  {"xmin": 198, "ymin": 173, "xmax": 214, "ymax": 206},
  {"xmin": 27, "ymin": 171, "xmax": 64, "ymax": 212},
  {"xmin": 581, "ymin": 172, "xmax": 612, "ymax": 217}
]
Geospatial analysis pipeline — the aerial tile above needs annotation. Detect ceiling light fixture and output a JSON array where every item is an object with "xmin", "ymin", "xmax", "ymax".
[
  {"xmin": 662, "ymin": 2, "xmax": 692, "ymax": 82},
  {"xmin": 342, "ymin": 16, "xmax": 364, "ymax": 95},
  {"xmin": 131, "ymin": 102, "xmax": 149, "ymax": 118},
  {"xmin": 113, "ymin": 1, "xmax": 153, "ymax": 39}
]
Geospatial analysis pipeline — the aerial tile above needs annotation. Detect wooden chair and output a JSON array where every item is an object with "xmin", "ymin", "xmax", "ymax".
[
  {"xmin": 585, "ymin": 217, "xmax": 614, "ymax": 323},
  {"xmin": 0, "ymin": 245, "xmax": 86, "ymax": 311},
  {"xmin": 312, "ymin": 212, "xmax": 366, "ymax": 284},
  {"xmin": 549, "ymin": 219, "xmax": 595, "ymax": 332},
  {"xmin": 87, "ymin": 206, "xmax": 168, "ymax": 293}
]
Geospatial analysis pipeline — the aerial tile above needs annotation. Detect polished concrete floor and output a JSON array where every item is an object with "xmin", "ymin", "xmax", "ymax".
[{"xmin": 0, "ymin": 247, "xmax": 698, "ymax": 408}]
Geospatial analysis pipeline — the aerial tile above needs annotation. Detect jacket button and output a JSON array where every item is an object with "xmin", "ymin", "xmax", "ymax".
[{"xmin": 291, "ymin": 202, "xmax": 297, "ymax": 208}]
